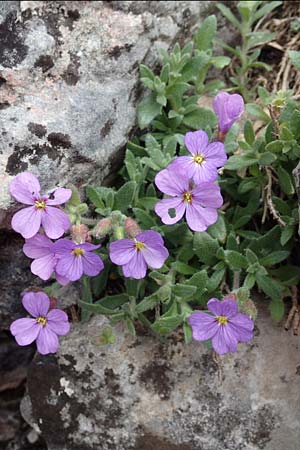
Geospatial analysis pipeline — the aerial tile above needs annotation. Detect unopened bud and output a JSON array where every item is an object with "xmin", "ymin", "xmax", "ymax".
[
  {"xmin": 239, "ymin": 299, "xmax": 257, "ymax": 320},
  {"xmin": 76, "ymin": 203, "xmax": 89, "ymax": 215},
  {"xmin": 93, "ymin": 218, "xmax": 112, "ymax": 238},
  {"xmin": 114, "ymin": 225, "xmax": 124, "ymax": 240},
  {"xmin": 124, "ymin": 218, "xmax": 141, "ymax": 238},
  {"xmin": 70, "ymin": 224, "xmax": 90, "ymax": 244}
]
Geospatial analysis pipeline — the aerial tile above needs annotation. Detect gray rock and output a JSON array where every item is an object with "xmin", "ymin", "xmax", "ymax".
[
  {"xmin": 0, "ymin": 0, "xmax": 211, "ymax": 214},
  {"xmin": 24, "ymin": 301, "xmax": 300, "ymax": 450}
]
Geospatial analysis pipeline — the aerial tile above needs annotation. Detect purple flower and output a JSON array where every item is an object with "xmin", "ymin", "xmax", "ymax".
[
  {"xmin": 10, "ymin": 172, "xmax": 72, "ymax": 239},
  {"xmin": 188, "ymin": 298, "xmax": 254, "ymax": 355},
  {"xmin": 169, "ymin": 131, "xmax": 227, "ymax": 183},
  {"xmin": 23, "ymin": 233, "xmax": 69, "ymax": 285},
  {"xmin": 54, "ymin": 239, "xmax": 104, "ymax": 281},
  {"xmin": 10, "ymin": 291, "xmax": 70, "ymax": 355},
  {"xmin": 213, "ymin": 92, "xmax": 244, "ymax": 133},
  {"xmin": 109, "ymin": 230, "xmax": 169, "ymax": 279},
  {"xmin": 154, "ymin": 168, "xmax": 223, "ymax": 232}
]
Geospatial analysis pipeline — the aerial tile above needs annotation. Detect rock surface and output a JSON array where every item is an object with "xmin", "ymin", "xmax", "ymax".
[
  {"xmin": 23, "ymin": 301, "xmax": 300, "ymax": 450},
  {"xmin": 0, "ymin": 0, "xmax": 211, "ymax": 214}
]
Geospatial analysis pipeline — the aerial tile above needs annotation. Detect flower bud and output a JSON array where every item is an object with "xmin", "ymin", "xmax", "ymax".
[
  {"xmin": 70, "ymin": 224, "xmax": 90, "ymax": 244},
  {"xmin": 124, "ymin": 217, "xmax": 141, "ymax": 238},
  {"xmin": 239, "ymin": 299, "xmax": 257, "ymax": 320},
  {"xmin": 93, "ymin": 218, "xmax": 112, "ymax": 238}
]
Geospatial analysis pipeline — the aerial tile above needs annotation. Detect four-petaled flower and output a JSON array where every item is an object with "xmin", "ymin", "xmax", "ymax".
[
  {"xmin": 23, "ymin": 233, "xmax": 69, "ymax": 285},
  {"xmin": 10, "ymin": 291, "xmax": 70, "ymax": 355},
  {"xmin": 188, "ymin": 298, "xmax": 254, "ymax": 355},
  {"xmin": 54, "ymin": 239, "xmax": 104, "ymax": 281},
  {"xmin": 213, "ymin": 92, "xmax": 244, "ymax": 134},
  {"xmin": 10, "ymin": 172, "xmax": 72, "ymax": 239},
  {"xmin": 109, "ymin": 230, "xmax": 169, "ymax": 279},
  {"xmin": 154, "ymin": 168, "xmax": 223, "ymax": 232},
  {"xmin": 169, "ymin": 130, "xmax": 227, "ymax": 183}
]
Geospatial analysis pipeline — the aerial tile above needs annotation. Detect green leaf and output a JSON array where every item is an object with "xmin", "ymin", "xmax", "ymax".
[
  {"xmin": 225, "ymin": 154, "xmax": 258, "ymax": 170},
  {"xmin": 259, "ymin": 251, "xmax": 290, "ymax": 267},
  {"xmin": 79, "ymin": 295, "xmax": 128, "ymax": 315},
  {"xmin": 137, "ymin": 93, "xmax": 162, "ymax": 129},
  {"xmin": 253, "ymin": 1, "xmax": 282, "ymax": 21},
  {"xmin": 243, "ymin": 273, "xmax": 256, "ymax": 289},
  {"xmin": 258, "ymin": 152, "xmax": 277, "ymax": 165},
  {"xmin": 224, "ymin": 250, "xmax": 248, "ymax": 270},
  {"xmin": 135, "ymin": 293, "xmax": 160, "ymax": 314},
  {"xmin": 151, "ymin": 302, "xmax": 183, "ymax": 335},
  {"xmin": 181, "ymin": 53, "xmax": 211, "ymax": 82},
  {"xmin": 210, "ymin": 56, "xmax": 231, "ymax": 69},
  {"xmin": 207, "ymin": 215, "xmax": 227, "ymax": 243},
  {"xmin": 193, "ymin": 232, "xmax": 219, "ymax": 265},
  {"xmin": 183, "ymin": 321, "xmax": 193, "ymax": 344},
  {"xmin": 186, "ymin": 270, "xmax": 208, "ymax": 291},
  {"xmin": 247, "ymin": 31, "xmax": 275, "ymax": 49},
  {"xmin": 172, "ymin": 261, "xmax": 197, "ymax": 275},
  {"xmin": 217, "ymin": 3, "xmax": 241, "ymax": 30},
  {"xmin": 81, "ymin": 277, "xmax": 93, "ymax": 322},
  {"xmin": 245, "ymin": 249, "xmax": 259, "ymax": 264},
  {"xmin": 137, "ymin": 197, "xmax": 158, "ymax": 210},
  {"xmin": 133, "ymin": 208, "xmax": 156, "ymax": 228},
  {"xmin": 125, "ymin": 317, "xmax": 136, "ymax": 336},
  {"xmin": 280, "ymin": 225, "xmax": 294, "ymax": 246},
  {"xmin": 114, "ymin": 181, "xmax": 136, "ymax": 211},
  {"xmin": 140, "ymin": 64, "xmax": 155, "ymax": 80},
  {"xmin": 246, "ymin": 103, "xmax": 270, "ymax": 122},
  {"xmin": 244, "ymin": 120, "xmax": 255, "ymax": 145},
  {"xmin": 86, "ymin": 186, "xmax": 105, "ymax": 209},
  {"xmin": 183, "ymin": 107, "xmax": 217, "ymax": 130},
  {"xmin": 269, "ymin": 298, "xmax": 285, "ymax": 322},
  {"xmin": 288, "ymin": 50, "xmax": 300, "ymax": 70},
  {"xmin": 172, "ymin": 284, "xmax": 198, "ymax": 299},
  {"xmin": 194, "ymin": 15, "xmax": 217, "ymax": 51},
  {"xmin": 276, "ymin": 166, "xmax": 295, "ymax": 195},
  {"xmin": 255, "ymin": 273, "xmax": 281, "ymax": 300}
]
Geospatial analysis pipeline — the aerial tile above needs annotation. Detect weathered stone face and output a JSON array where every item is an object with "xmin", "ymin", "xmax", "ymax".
[
  {"xmin": 22, "ymin": 302, "xmax": 300, "ymax": 450},
  {"xmin": 0, "ymin": 0, "xmax": 211, "ymax": 215}
]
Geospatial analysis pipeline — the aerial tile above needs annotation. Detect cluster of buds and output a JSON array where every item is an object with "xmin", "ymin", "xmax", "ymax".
[{"xmin": 70, "ymin": 224, "xmax": 91, "ymax": 244}]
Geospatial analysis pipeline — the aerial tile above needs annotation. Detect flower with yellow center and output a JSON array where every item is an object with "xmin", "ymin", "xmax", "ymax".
[
  {"xmin": 193, "ymin": 153, "xmax": 206, "ymax": 165},
  {"xmin": 183, "ymin": 192, "xmax": 192, "ymax": 203},
  {"xmin": 36, "ymin": 316, "xmax": 47, "ymax": 327},
  {"xmin": 72, "ymin": 248, "xmax": 85, "ymax": 257},
  {"xmin": 216, "ymin": 315, "xmax": 228, "ymax": 326},
  {"xmin": 34, "ymin": 199, "xmax": 46, "ymax": 210}
]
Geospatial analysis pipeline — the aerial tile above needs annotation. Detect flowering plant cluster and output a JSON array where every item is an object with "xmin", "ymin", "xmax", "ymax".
[{"xmin": 10, "ymin": 5, "xmax": 300, "ymax": 356}]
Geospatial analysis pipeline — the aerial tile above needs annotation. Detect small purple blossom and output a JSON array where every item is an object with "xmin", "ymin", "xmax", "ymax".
[
  {"xmin": 10, "ymin": 291, "xmax": 70, "ymax": 355},
  {"xmin": 23, "ymin": 233, "xmax": 69, "ymax": 285},
  {"xmin": 10, "ymin": 172, "xmax": 72, "ymax": 239},
  {"xmin": 154, "ymin": 168, "xmax": 223, "ymax": 232},
  {"xmin": 169, "ymin": 130, "xmax": 227, "ymax": 183},
  {"xmin": 213, "ymin": 92, "xmax": 244, "ymax": 134},
  {"xmin": 109, "ymin": 230, "xmax": 169, "ymax": 279},
  {"xmin": 54, "ymin": 239, "xmax": 104, "ymax": 281},
  {"xmin": 188, "ymin": 298, "xmax": 254, "ymax": 355}
]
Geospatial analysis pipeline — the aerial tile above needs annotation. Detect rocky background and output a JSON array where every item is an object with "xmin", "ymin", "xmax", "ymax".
[{"xmin": 0, "ymin": 1, "xmax": 300, "ymax": 450}]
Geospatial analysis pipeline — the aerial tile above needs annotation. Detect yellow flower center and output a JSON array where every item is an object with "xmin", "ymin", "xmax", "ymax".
[
  {"xmin": 35, "ymin": 200, "xmax": 46, "ymax": 210},
  {"xmin": 36, "ymin": 316, "xmax": 47, "ymax": 326},
  {"xmin": 135, "ymin": 241, "xmax": 146, "ymax": 251},
  {"xmin": 72, "ymin": 248, "xmax": 84, "ymax": 257},
  {"xmin": 193, "ymin": 153, "xmax": 205, "ymax": 165},
  {"xmin": 183, "ymin": 192, "xmax": 192, "ymax": 203},
  {"xmin": 216, "ymin": 315, "xmax": 228, "ymax": 326}
]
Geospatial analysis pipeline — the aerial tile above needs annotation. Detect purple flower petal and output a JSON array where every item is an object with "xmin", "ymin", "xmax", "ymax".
[
  {"xmin": 192, "ymin": 162, "xmax": 219, "ymax": 184},
  {"xmin": 155, "ymin": 197, "xmax": 186, "ymax": 225},
  {"xmin": 185, "ymin": 203, "xmax": 218, "ymax": 232},
  {"xmin": 82, "ymin": 252, "xmax": 104, "ymax": 277},
  {"xmin": 168, "ymin": 156, "xmax": 196, "ymax": 179},
  {"xmin": 155, "ymin": 168, "xmax": 188, "ymax": 196},
  {"xmin": 55, "ymin": 273, "xmax": 70, "ymax": 286},
  {"xmin": 229, "ymin": 313, "xmax": 254, "ymax": 342},
  {"xmin": 184, "ymin": 130, "xmax": 209, "ymax": 156},
  {"xmin": 41, "ymin": 206, "xmax": 71, "ymax": 239},
  {"xmin": 212, "ymin": 325, "xmax": 238, "ymax": 354},
  {"xmin": 10, "ymin": 172, "xmax": 40, "ymax": 205},
  {"xmin": 10, "ymin": 318, "xmax": 40, "ymax": 345},
  {"xmin": 22, "ymin": 291, "xmax": 50, "ymax": 317},
  {"xmin": 142, "ymin": 244, "xmax": 169, "ymax": 269},
  {"xmin": 36, "ymin": 327, "xmax": 59, "ymax": 355},
  {"xmin": 54, "ymin": 239, "xmax": 76, "ymax": 255},
  {"xmin": 192, "ymin": 183, "xmax": 223, "ymax": 208},
  {"xmin": 47, "ymin": 309, "xmax": 70, "ymax": 335},
  {"xmin": 31, "ymin": 254, "xmax": 57, "ymax": 280},
  {"xmin": 213, "ymin": 92, "xmax": 244, "ymax": 133},
  {"xmin": 202, "ymin": 142, "xmax": 227, "ymax": 167},
  {"xmin": 11, "ymin": 206, "xmax": 42, "ymax": 239},
  {"xmin": 110, "ymin": 239, "xmax": 136, "ymax": 265},
  {"xmin": 56, "ymin": 254, "xmax": 83, "ymax": 281},
  {"xmin": 23, "ymin": 234, "xmax": 53, "ymax": 259},
  {"xmin": 207, "ymin": 298, "xmax": 238, "ymax": 318},
  {"xmin": 136, "ymin": 230, "xmax": 165, "ymax": 247},
  {"xmin": 80, "ymin": 243, "xmax": 101, "ymax": 251},
  {"xmin": 188, "ymin": 312, "xmax": 218, "ymax": 341},
  {"xmin": 122, "ymin": 251, "xmax": 147, "ymax": 279},
  {"xmin": 46, "ymin": 188, "xmax": 72, "ymax": 206}
]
